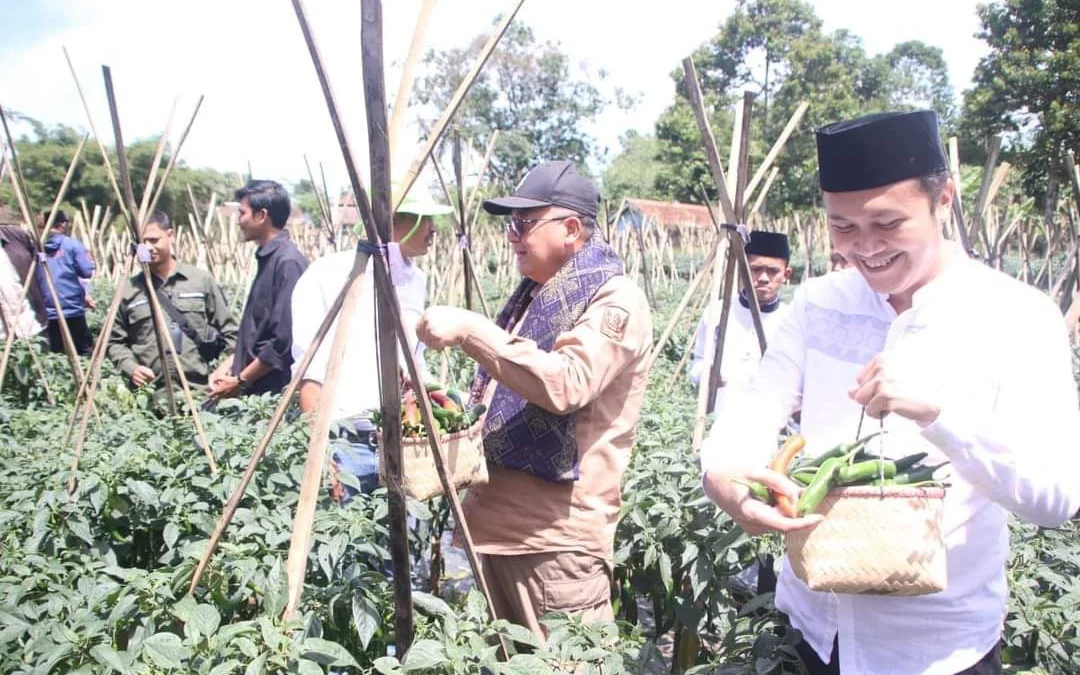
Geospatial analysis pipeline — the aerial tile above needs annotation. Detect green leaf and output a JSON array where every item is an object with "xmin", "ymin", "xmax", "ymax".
[
  {"xmin": 209, "ymin": 660, "xmax": 241, "ymax": 675},
  {"xmin": 90, "ymin": 644, "xmax": 131, "ymax": 674},
  {"xmin": 126, "ymin": 479, "xmax": 160, "ymax": 506},
  {"xmin": 401, "ymin": 639, "xmax": 448, "ymax": 671},
  {"xmin": 296, "ymin": 658, "xmax": 323, "ymax": 675},
  {"xmin": 373, "ymin": 656, "xmax": 402, "ymax": 675},
  {"xmin": 300, "ymin": 638, "xmax": 360, "ymax": 668},
  {"xmin": 141, "ymin": 631, "xmax": 188, "ymax": 669},
  {"xmin": 502, "ymin": 623, "xmax": 543, "ymax": 649},
  {"xmin": 244, "ymin": 653, "xmax": 267, "ymax": 675},
  {"xmin": 66, "ymin": 517, "xmax": 95, "ymax": 545},
  {"xmin": 263, "ymin": 558, "xmax": 287, "ymax": 618},
  {"xmin": 188, "ymin": 604, "xmax": 221, "ymax": 637},
  {"xmin": 163, "ymin": 522, "xmax": 181, "ymax": 549},
  {"xmin": 466, "ymin": 589, "xmax": 489, "ymax": 622},
  {"xmin": 351, "ymin": 595, "xmax": 379, "ymax": 649},
  {"xmin": 501, "ymin": 654, "xmax": 551, "ymax": 675},
  {"xmin": 411, "ymin": 591, "xmax": 454, "ymax": 618},
  {"xmin": 659, "ymin": 550, "xmax": 674, "ymax": 592}
]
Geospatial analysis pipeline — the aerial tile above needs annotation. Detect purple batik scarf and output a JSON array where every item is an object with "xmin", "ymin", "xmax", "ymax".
[{"xmin": 468, "ymin": 233, "xmax": 624, "ymax": 482}]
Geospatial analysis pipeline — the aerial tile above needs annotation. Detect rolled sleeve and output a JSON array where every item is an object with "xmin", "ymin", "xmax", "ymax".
[{"xmin": 460, "ymin": 276, "xmax": 652, "ymax": 415}]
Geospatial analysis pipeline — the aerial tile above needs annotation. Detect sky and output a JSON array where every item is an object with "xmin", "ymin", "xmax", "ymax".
[{"xmin": 0, "ymin": 0, "xmax": 989, "ymax": 198}]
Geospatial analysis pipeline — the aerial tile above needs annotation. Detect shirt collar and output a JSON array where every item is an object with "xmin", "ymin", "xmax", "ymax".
[
  {"xmin": 739, "ymin": 290, "xmax": 781, "ymax": 313},
  {"xmin": 256, "ymin": 230, "xmax": 291, "ymax": 259}
]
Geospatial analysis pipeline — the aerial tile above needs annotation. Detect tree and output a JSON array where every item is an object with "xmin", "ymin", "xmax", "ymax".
[
  {"xmin": 601, "ymin": 131, "xmax": 666, "ymax": 205},
  {"xmin": 412, "ymin": 20, "xmax": 621, "ymax": 188},
  {"xmin": 960, "ymin": 0, "xmax": 1080, "ymax": 200},
  {"xmin": 880, "ymin": 41, "xmax": 956, "ymax": 130},
  {"xmin": 0, "ymin": 114, "xmax": 242, "ymax": 231},
  {"xmin": 647, "ymin": 0, "xmax": 957, "ymax": 212}
]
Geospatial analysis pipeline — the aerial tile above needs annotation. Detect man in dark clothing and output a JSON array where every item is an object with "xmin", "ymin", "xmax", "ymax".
[
  {"xmin": 209, "ymin": 180, "xmax": 307, "ymax": 399},
  {"xmin": 35, "ymin": 211, "xmax": 96, "ymax": 356},
  {"xmin": 107, "ymin": 211, "xmax": 238, "ymax": 409},
  {"xmin": 0, "ymin": 225, "xmax": 47, "ymax": 336}
]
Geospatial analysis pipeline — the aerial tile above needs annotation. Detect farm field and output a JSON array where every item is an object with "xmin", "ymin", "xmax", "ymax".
[
  {"xmin": 1, "ymin": 1, "xmax": 1079, "ymax": 672},
  {"xmin": 1, "ymin": 234, "xmax": 1077, "ymax": 674}
]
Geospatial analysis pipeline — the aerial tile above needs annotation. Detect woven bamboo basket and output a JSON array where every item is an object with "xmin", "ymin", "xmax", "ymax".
[
  {"xmin": 380, "ymin": 419, "xmax": 489, "ymax": 501},
  {"xmin": 785, "ymin": 485, "xmax": 947, "ymax": 596}
]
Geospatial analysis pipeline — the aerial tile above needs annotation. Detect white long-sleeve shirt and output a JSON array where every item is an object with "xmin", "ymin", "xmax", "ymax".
[
  {"xmin": 290, "ymin": 250, "xmax": 430, "ymax": 421},
  {"xmin": 701, "ymin": 256, "xmax": 1080, "ymax": 675},
  {"xmin": 689, "ymin": 298, "xmax": 791, "ymax": 416}
]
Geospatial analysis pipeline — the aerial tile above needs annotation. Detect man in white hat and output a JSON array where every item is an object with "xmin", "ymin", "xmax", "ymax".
[{"xmin": 290, "ymin": 186, "xmax": 452, "ymax": 502}]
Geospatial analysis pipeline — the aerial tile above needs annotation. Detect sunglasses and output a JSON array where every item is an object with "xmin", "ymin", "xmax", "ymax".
[{"xmin": 503, "ymin": 214, "xmax": 577, "ymax": 238}]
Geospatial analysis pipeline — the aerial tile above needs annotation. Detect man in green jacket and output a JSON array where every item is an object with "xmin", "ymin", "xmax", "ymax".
[{"xmin": 107, "ymin": 211, "xmax": 237, "ymax": 406}]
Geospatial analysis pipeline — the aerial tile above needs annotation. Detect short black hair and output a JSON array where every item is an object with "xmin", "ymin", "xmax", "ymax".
[
  {"xmin": 235, "ymin": 180, "xmax": 291, "ymax": 228},
  {"xmin": 147, "ymin": 210, "xmax": 172, "ymax": 230},
  {"xmin": 916, "ymin": 170, "xmax": 951, "ymax": 210}
]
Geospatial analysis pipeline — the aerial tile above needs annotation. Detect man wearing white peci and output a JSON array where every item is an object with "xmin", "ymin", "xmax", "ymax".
[{"xmin": 700, "ymin": 110, "xmax": 1080, "ymax": 675}]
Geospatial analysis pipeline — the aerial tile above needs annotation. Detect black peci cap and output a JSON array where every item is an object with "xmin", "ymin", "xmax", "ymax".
[
  {"xmin": 816, "ymin": 110, "xmax": 948, "ymax": 193},
  {"xmin": 483, "ymin": 160, "xmax": 599, "ymax": 218},
  {"xmin": 745, "ymin": 230, "xmax": 790, "ymax": 261}
]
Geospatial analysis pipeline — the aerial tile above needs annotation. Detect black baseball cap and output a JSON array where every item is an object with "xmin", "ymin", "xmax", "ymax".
[{"xmin": 483, "ymin": 160, "xmax": 599, "ymax": 218}]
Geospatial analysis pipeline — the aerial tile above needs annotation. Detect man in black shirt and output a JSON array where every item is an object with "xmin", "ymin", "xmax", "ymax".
[{"xmin": 209, "ymin": 180, "xmax": 308, "ymax": 399}]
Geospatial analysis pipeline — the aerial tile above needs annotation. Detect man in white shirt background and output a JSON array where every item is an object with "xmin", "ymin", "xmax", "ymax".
[
  {"xmin": 700, "ymin": 110, "xmax": 1080, "ymax": 675},
  {"xmin": 290, "ymin": 187, "xmax": 451, "ymax": 503},
  {"xmin": 688, "ymin": 229, "xmax": 793, "ymax": 417}
]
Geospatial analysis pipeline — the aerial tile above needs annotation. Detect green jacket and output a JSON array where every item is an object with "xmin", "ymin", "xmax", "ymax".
[{"xmin": 107, "ymin": 262, "xmax": 238, "ymax": 389}]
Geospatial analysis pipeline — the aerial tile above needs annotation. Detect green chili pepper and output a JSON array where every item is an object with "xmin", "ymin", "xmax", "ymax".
[
  {"xmin": 809, "ymin": 431, "xmax": 884, "ymax": 467},
  {"xmin": 877, "ymin": 462, "xmax": 949, "ymax": 486},
  {"xmin": 893, "ymin": 452, "xmax": 929, "ymax": 473},
  {"xmin": 836, "ymin": 459, "xmax": 897, "ymax": 485},
  {"xmin": 797, "ymin": 457, "xmax": 843, "ymax": 516},
  {"xmin": 789, "ymin": 467, "xmax": 818, "ymax": 487}
]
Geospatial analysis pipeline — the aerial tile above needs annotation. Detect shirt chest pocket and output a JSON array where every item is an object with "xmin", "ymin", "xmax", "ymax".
[
  {"xmin": 127, "ymin": 299, "xmax": 153, "ymax": 330},
  {"xmin": 172, "ymin": 292, "xmax": 209, "ymax": 336}
]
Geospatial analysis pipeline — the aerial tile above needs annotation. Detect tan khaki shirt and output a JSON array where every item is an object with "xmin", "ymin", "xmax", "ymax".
[{"xmin": 457, "ymin": 275, "xmax": 653, "ymax": 563}]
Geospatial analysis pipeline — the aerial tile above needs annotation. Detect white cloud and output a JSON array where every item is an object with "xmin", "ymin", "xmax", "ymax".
[{"xmin": 0, "ymin": 0, "xmax": 987, "ymax": 199}]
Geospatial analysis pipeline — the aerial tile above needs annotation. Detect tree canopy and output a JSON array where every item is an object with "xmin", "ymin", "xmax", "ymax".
[
  {"xmin": 411, "ymin": 19, "xmax": 624, "ymax": 188},
  {"xmin": 0, "ymin": 112, "xmax": 242, "ymax": 229},
  {"xmin": 960, "ymin": 0, "xmax": 1080, "ymax": 200}
]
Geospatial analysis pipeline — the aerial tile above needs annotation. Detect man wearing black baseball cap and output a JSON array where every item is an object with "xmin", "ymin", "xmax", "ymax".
[
  {"xmin": 418, "ymin": 160, "xmax": 654, "ymax": 639},
  {"xmin": 700, "ymin": 110, "xmax": 1080, "ymax": 675}
]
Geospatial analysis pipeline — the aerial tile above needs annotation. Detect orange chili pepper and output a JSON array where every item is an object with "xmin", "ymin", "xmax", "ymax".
[{"xmin": 768, "ymin": 434, "xmax": 806, "ymax": 518}]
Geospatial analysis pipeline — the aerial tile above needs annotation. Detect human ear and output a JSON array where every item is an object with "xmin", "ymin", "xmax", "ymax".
[{"xmin": 564, "ymin": 216, "xmax": 583, "ymax": 243}]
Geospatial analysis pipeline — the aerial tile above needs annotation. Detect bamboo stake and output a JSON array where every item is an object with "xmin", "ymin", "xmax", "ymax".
[
  {"xmin": 430, "ymin": 159, "xmax": 491, "ymax": 318},
  {"xmin": 388, "ymin": 0, "xmax": 438, "ymax": 156},
  {"xmin": 645, "ymin": 242, "xmax": 717, "ymax": 373},
  {"xmin": 67, "ymin": 93, "xmax": 207, "ymax": 445},
  {"xmin": 464, "ymin": 131, "xmax": 499, "ymax": 219},
  {"xmin": 280, "ymin": 0, "xmax": 514, "ymax": 654},
  {"xmin": 63, "ymin": 46, "xmax": 125, "ymax": 212},
  {"xmin": 0, "ymin": 121, "xmax": 89, "ymax": 394},
  {"xmin": 741, "ymin": 101, "xmax": 808, "ymax": 209},
  {"xmin": 393, "ymin": 0, "xmax": 526, "ymax": 212},
  {"xmin": 283, "ymin": 254, "xmax": 370, "ymax": 619}
]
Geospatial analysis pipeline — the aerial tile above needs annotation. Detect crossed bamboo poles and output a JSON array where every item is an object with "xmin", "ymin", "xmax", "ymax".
[
  {"xmin": 187, "ymin": 0, "xmax": 525, "ymax": 658},
  {"xmin": 52, "ymin": 53, "xmax": 218, "ymax": 491},
  {"xmin": 0, "ymin": 110, "xmax": 94, "ymax": 404}
]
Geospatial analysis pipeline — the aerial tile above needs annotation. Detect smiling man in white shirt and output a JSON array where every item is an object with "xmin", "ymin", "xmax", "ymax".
[{"xmin": 700, "ymin": 110, "xmax": 1080, "ymax": 675}]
